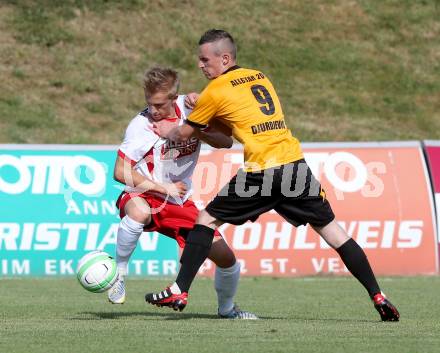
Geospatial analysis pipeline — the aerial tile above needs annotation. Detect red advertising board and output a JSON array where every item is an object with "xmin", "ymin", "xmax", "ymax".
[
  {"xmin": 192, "ymin": 142, "xmax": 438, "ymax": 276},
  {"xmin": 425, "ymin": 141, "xmax": 440, "ymax": 192},
  {"xmin": 424, "ymin": 140, "xmax": 440, "ymax": 260}
]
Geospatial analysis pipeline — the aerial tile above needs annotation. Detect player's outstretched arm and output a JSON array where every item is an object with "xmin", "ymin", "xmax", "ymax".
[
  {"xmin": 195, "ymin": 127, "xmax": 233, "ymax": 149},
  {"xmin": 113, "ymin": 155, "xmax": 187, "ymax": 198},
  {"xmin": 153, "ymin": 117, "xmax": 232, "ymax": 148},
  {"xmin": 153, "ymin": 121, "xmax": 195, "ymax": 142}
]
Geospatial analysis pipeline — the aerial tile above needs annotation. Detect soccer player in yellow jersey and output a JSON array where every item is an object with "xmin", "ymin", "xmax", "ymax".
[{"xmin": 146, "ymin": 29, "xmax": 399, "ymax": 321}]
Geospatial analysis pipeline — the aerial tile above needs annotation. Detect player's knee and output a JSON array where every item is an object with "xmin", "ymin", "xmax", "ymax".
[
  {"xmin": 215, "ymin": 252, "xmax": 236, "ymax": 268},
  {"xmin": 125, "ymin": 200, "xmax": 151, "ymax": 225},
  {"xmin": 209, "ymin": 238, "xmax": 236, "ymax": 268},
  {"xmin": 313, "ymin": 219, "xmax": 349, "ymax": 249}
]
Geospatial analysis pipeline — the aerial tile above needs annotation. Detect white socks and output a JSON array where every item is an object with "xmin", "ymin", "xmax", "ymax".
[
  {"xmin": 215, "ymin": 261, "xmax": 241, "ymax": 316},
  {"xmin": 116, "ymin": 215, "xmax": 145, "ymax": 277}
]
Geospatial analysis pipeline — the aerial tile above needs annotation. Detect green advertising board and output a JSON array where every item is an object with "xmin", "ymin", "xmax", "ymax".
[{"xmin": 0, "ymin": 145, "xmax": 179, "ymax": 276}]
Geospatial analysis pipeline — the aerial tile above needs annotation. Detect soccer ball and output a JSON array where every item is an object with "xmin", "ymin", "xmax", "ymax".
[{"xmin": 76, "ymin": 251, "xmax": 118, "ymax": 293}]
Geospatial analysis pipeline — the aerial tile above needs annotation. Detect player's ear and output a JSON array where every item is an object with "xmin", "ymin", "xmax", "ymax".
[{"xmin": 222, "ymin": 53, "xmax": 231, "ymax": 66}]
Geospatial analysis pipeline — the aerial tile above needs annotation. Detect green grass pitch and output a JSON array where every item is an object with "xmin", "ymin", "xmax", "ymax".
[{"xmin": 1, "ymin": 276, "xmax": 440, "ymax": 353}]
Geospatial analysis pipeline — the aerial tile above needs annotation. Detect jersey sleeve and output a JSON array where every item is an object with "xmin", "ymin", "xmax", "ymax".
[
  {"xmin": 176, "ymin": 95, "xmax": 193, "ymax": 119},
  {"xmin": 118, "ymin": 116, "xmax": 158, "ymax": 165},
  {"xmin": 185, "ymin": 89, "xmax": 218, "ymax": 128}
]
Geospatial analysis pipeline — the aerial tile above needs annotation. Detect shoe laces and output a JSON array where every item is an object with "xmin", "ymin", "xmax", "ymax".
[
  {"xmin": 223, "ymin": 304, "xmax": 258, "ymax": 319},
  {"xmin": 110, "ymin": 279, "xmax": 125, "ymax": 295}
]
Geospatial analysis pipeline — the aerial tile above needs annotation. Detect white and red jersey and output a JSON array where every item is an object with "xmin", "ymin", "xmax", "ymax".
[{"xmin": 117, "ymin": 95, "xmax": 200, "ymax": 204}]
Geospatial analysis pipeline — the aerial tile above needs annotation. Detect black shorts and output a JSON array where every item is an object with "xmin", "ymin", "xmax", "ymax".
[{"xmin": 205, "ymin": 159, "xmax": 335, "ymax": 227}]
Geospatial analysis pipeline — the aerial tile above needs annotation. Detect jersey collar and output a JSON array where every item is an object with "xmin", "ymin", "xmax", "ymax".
[
  {"xmin": 222, "ymin": 65, "xmax": 241, "ymax": 75},
  {"xmin": 164, "ymin": 103, "xmax": 181, "ymax": 122}
]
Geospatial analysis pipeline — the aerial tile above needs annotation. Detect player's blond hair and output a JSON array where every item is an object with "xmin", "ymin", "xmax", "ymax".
[{"xmin": 143, "ymin": 67, "xmax": 180, "ymax": 98}]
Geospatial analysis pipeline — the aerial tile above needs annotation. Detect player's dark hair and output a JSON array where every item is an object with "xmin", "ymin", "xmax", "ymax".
[{"xmin": 199, "ymin": 29, "xmax": 236, "ymax": 59}]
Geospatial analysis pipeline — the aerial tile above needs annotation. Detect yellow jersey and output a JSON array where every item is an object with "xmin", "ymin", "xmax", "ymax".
[{"xmin": 186, "ymin": 66, "xmax": 304, "ymax": 171}]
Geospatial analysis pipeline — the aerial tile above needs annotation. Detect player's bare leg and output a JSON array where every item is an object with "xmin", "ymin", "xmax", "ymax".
[{"xmin": 314, "ymin": 220, "xmax": 399, "ymax": 321}]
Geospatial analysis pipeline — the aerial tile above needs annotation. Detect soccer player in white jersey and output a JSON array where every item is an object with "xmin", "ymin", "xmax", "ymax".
[{"xmin": 108, "ymin": 67, "xmax": 257, "ymax": 319}]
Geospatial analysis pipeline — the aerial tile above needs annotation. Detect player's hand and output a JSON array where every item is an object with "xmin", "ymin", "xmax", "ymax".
[
  {"xmin": 163, "ymin": 181, "xmax": 187, "ymax": 198},
  {"xmin": 184, "ymin": 92, "xmax": 199, "ymax": 109},
  {"xmin": 152, "ymin": 119, "xmax": 179, "ymax": 138}
]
